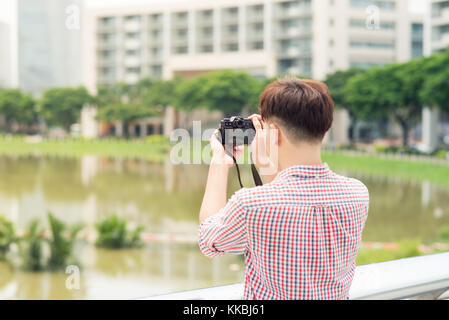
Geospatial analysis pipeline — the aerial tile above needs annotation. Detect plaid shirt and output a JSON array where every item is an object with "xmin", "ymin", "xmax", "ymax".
[{"xmin": 198, "ymin": 163, "xmax": 369, "ymax": 300}]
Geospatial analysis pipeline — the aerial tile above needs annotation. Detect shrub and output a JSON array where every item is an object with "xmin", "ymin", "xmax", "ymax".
[
  {"xmin": 19, "ymin": 220, "xmax": 46, "ymax": 271},
  {"xmin": 439, "ymin": 226, "xmax": 449, "ymax": 243},
  {"xmin": 95, "ymin": 215, "xmax": 144, "ymax": 249},
  {"xmin": 0, "ymin": 216, "xmax": 15, "ymax": 260},
  {"xmin": 47, "ymin": 213, "xmax": 82, "ymax": 270}
]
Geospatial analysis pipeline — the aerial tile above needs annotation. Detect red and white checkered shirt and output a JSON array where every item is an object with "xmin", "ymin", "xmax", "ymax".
[{"xmin": 198, "ymin": 163, "xmax": 369, "ymax": 300}]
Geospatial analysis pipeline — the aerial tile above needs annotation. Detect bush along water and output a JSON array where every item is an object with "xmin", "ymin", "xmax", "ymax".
[
  {"xmin": 0, "ymin": 216, "xmax": 16, "ymax": 261},
  {"xmin": 95, "ymin": 215, "xmax": 144, "ymax": 249},
  {"xmin": 47, "ymin": 213, "xmax": 83, "ymax": 270}
]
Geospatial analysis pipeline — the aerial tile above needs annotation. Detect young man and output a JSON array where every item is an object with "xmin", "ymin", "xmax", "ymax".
[{"xmin": 198, "ymin": 76, "xmax": 369, "ymax": 300}]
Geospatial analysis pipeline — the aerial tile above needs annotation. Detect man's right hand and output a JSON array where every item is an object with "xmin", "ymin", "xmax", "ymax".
[{"xmin": 249, "ymin": 114, "xmax": 279, "ymax": 183}]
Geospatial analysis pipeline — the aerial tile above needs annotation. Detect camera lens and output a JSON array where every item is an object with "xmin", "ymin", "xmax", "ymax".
[{"xmin": 237, "ymin": 120, "xmax": 243, "ymax": 127}]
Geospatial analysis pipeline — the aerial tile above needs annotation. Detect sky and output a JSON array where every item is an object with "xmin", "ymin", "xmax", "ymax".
[{"xmin": 0, "ymin": 0, "xmax": 431, "ymax": 24}]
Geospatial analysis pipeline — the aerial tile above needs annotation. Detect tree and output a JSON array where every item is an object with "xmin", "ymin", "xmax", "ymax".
[
  {"xmin": 96, "ymin": 81, "xmax": 160, "ymax": 136},
  {"xmin": 325, "ymin": 68, "xmax": 365, "ymax": 144},
  {"xmin": 420, "ymin": 48, "xmax": 449, "ymax": 112},
  {"xmin": 175, "ymin": 70, "xmax": 262, "ymax": 116},
  {"xmin": 143, "ymin": 76, "xmax": 183, "ymax": 109},
  {"xmin": 40, "ymin": 87, "xmax": 93, "ymax": 131},
  {"xmin": 0, "ymin": 89, "xmax": 37, "ymax": 133},
  {"xmin": 345, "ymin": 61, "xmax": 426, "ymax": 147}
]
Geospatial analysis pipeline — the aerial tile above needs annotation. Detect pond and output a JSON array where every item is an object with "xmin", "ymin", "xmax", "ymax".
[{"xmin": 1, "ymin": 155, "xmax": 449, "ymax": 299}]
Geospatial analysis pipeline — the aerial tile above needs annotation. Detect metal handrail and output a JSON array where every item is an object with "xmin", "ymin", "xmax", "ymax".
[{"xmin": 143, "ymin": 252, "xmax": 449, "ymax": 300}]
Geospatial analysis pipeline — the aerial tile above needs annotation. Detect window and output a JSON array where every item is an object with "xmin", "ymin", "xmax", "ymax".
[
  {"xmin": 225, "ymin": 43, "xmax": 239, "ymax": 52},
  {"xmin": 177, "ymin": 29, "xmax": 188, "ymax": 37},
  {"xmin": 126, "ymin": 32, "xmax": 140, "ymax": 39},
  {"xmin": 202, "ymin": 27, "xmax": 213, "ymax": 37},
  {"xmin": 125, "ymin": 49, "xmax": 139, "ymax": 56},
  {"xmin": 228, "ymin": 25, "xmax": 239, "ymax": 34},
  {"xmin": 200, "ymin": 45, "xmax": 213, "ymax": 53},
  {"xmin": 350, "ymin": 40, "xmax": 395, "ymax": 49},
  {"xmin": 200, "ymin": 9, "xmax": 213, "ymax": 18},
  {"xmin": 250, "ymin": 41, "xmax": 264, "ymax": 50},
  {"xmin": 350, "ymin": 0, "xmax": 395, "ymax": 10},
  {"xmin": 350, "ymin": 19, "xmax": 395, "ymax": 30},
  {"xmin": 175, "ymin": 46, "xmax": 188, "ymax": 54},
  {"xmin": 350, "ymin": 61, "xmax": 387, "ymax": 68},
  {"xmin": 125, "ymin": 15, "xmax": 141, "ymax": 22},
  {"xmin": 176, "ymin": 12, "xmax": 188, "ymax": 20}
]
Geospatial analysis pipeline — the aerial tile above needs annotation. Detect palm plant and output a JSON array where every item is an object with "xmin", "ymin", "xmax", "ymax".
[
  {"xmin": 47, "ymin": 213, "xmax": 82, "ymax": 270},
  {"xmin": 20, "ymin": 220, "xmax": 45, "ymax": 271},
  {"xmin": 95, "ymin": 215, "xmax": 144, "ymax": 249},
  {"xmin": 0, "ymin": 216, "xmax": 15, "ymax": 261}
]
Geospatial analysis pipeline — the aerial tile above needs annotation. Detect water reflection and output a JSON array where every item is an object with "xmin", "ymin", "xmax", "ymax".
[
  {"xmin": 0, "ymin": 155, "xmax": 449, "ymax": 299},
  {"xmin": 0, "ymin": 244, "xmax": 244, "ymax": 300}
]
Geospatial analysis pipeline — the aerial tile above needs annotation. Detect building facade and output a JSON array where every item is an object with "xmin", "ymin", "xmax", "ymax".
[
  {"xmin": 431, "ymin": 0, "xmax": 449, "ymax": 52},
  {"xmin": 0, "ymin": 0, "xmax": 83, "ymax": 93},
  {"xmin": 85, "ymin": 0, "xmax": 419, "ymax": 90}
]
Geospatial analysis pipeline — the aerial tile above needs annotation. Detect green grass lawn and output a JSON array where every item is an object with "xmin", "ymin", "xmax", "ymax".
[
  {"xmin": 0, "ymin": 136, "xmax": 170, "ymax": 162},
  {"xmin": 323, "ymin": 152, "xmax": 449, "ymax": 189}
]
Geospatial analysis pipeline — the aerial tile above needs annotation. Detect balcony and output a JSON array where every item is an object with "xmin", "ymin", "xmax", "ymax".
[
  {"xmin": 97, "ymin": 39, "xmax": 117, "ymax": 50},
  {"xmin": 432, "ymin": 7, "xmax": 449, "ymax": 26},
  {"xmin": 124, "ymin": 39, "xmax": 141, "ymax": 49},
  {"xmin": 274, "ymin": 27, "xmax": 313, "ymax": 39},
  {"xmin": 144, "ymin": 252, "xmax": 449, "ymax": 300},
  {"xmin": 123, "ymin": 56, "xmax": 141, "ymax": 67},
  {"xmin": 97, "ymin": 23, "xmax": 117, "ymax": 33},
  {"xmin": 123, "ymin": 21, "xmax": 142, "ymax": 32},
  {"xmin": 273, "ymin": 5, "xmax": 312, "ymax": 19}
]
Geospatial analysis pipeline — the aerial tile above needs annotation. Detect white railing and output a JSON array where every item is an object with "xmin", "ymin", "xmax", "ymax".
[{"xmin": 143, "ymin": 252, "xmax": 449, "ymax": 300}]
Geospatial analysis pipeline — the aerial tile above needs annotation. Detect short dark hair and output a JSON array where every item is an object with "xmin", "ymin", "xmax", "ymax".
[{"xmin": 260, "ymin": 76, "xmax": 334, "ymax": 142}]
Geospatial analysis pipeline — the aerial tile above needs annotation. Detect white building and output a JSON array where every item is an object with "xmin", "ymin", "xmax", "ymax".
[
  {"xmin": 0, "ymin": 0, "xmax": 83, "ymax": 93},
  {"xmin": 0, "ymin": 22, "xmax": 12, "ymax": 88},
  {"xmin": 84, "ymin": 0, "xmax": 421, "ymax": 89},
  {"xmin": 431, "ymin": 0, "xmax": 449, "ymax": 52},
  {"xmin": 419, "ymin": 0, "xmax": 449, "ymax": 152},
  {"xmin": 83, "ymin": 0, "xmax": 424, "ymax": 141}
]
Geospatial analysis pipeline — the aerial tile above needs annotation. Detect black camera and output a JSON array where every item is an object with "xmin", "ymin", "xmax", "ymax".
[{"xmin": 218, "ymin": 116, "xmax": 256, "ymax": 146}]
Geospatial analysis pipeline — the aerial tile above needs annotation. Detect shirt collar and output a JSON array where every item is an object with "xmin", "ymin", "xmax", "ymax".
[{"xmin": 274, "ymin": 163, "xmax": 331, "ymax": 181}]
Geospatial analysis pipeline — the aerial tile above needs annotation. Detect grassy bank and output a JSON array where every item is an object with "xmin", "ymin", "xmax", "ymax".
[
  {"xmin": 0, "ymin": 136, "xmax": 170, "ymax": 162},
  {"xmin": 322, "ymin": 152, "xmax": 449, "ymax": 189}
]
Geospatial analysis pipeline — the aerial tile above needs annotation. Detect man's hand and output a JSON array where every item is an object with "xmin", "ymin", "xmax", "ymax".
[
  {"xmin": 210, "ymin": 129, "xmax": 244, "ymax": 168},
  {"xmin": 249, "ymin": 114, "xmax": 279, "ymax": 183}
]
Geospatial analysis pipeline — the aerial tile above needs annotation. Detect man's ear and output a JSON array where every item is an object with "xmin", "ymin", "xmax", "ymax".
[{"xmin": 269, "ymin": 123, "xmax": 282, "ymax": 146}]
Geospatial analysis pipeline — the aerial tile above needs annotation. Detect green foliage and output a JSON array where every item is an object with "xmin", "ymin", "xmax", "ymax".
[
  {"xmin": 40, "ymin": 87, "xmax": 93, "ymax": 130},
  {"xmin": 143, "ymin": 76, "xmax": 183, "ymax": 108},
  {"xmin": 96, "ymin": 81, "xmax": 160, "ymax": 130},
  {"xmin": 345, "ymin": 61, "xmax": 425, "ymax": 147},
  {"xmin": 356, "ymin": 239, "xmax": 422, "ymax": 265},
  {"xmin": 439, "ymin": 226, "xmax": 449, "ymax": 243},
  {"xmin": 19, "ymin": 220, "xmax": 46, "ymax": 271},
  {"xmin": 175, "ymin": 70, "xmax": 262, "ymax": 116},
  {"xmin": 95, "ymin": 215, "xmax": 144, "ymax": 249},
  {"xmin": 0, "ymin": 216, "xmax": 15, "ymax": 260},
  {"xmin": 47, "ymin": 213, "xmax": 82, "ymax": 270},
  {"xmin": 324, "ymin": 68, "xmax": 365, "ymax": 109},
  {"xmin": 0, "ymin": 89, "xmax": 37, "ymax": 132},
  {"xmin": 420, "ymin": 51, "xmax": 449, "ymax": 111}
]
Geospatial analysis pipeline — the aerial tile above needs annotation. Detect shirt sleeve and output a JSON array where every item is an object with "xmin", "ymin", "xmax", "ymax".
[{"xmin": 198, "ymin": 193, "xmax": 248, "ymax": 258}]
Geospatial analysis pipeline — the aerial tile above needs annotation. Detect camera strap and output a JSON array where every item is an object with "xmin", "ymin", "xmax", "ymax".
[{"xmin": 232, "ymin": 153, "xmax": 263, "ymax": 188}]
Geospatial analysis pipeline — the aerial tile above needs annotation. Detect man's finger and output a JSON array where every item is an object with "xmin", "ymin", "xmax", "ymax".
[{"xmin": 252, "ymin": 117, "xmax": 263, "ymax": 131}]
